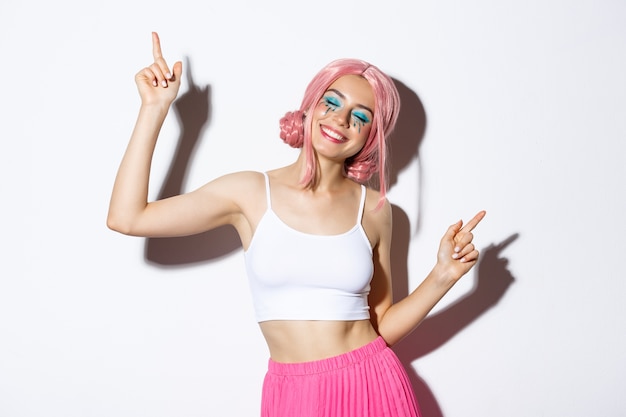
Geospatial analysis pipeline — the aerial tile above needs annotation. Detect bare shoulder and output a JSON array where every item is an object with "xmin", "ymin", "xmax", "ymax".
[
  {"xmin": 200, "ymin": 170, "xmax": 266, "ymax": 206},
  {"xmin": 220, "ymin": 170, "xmax": 264, "ymax": 189},
  {"xmin": 264, "ymin": 165, "xmax": 298, "ymax": 187},
  {"xmin": 364, "ymin": 187, "xmax": 392, "ymax": 221},
  {"xmin": 210, "ymin": 170, "xmax": 264, "ymax": 185},
  {"xmin": 200, "ymin": 170, "xmax": 263, "ymax": 192},
  {"xmin": 362, "ymin": 187, "xmax": 393, "ymax": 247},
  {"xmin": 193, "ymin": 171, "xmax": 267, "ymax": 245}
]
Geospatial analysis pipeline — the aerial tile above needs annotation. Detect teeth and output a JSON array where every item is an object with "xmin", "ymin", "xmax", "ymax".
[{"xmin": 322, "ymin": 126, "xmax": 345, "ymax": 141}]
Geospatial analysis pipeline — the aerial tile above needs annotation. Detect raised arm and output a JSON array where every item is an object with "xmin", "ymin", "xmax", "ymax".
[
  {"xmin": 107, "ymin": 33, "xmax": 246, "ymax": 238},
  {"xmin": 371, "ymin": 209, "xmax": 487, "ymax": 346}
]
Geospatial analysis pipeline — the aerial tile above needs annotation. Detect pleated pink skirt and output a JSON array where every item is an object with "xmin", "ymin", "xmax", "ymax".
[{"xmin": 261, "ymin": 336, "xmax": 421, "ymax": 417}]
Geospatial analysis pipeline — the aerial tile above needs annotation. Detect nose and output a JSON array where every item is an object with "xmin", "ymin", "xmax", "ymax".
[{"xmin": 331, "ymin": 108, "xmax": 351, "ymax": 127}]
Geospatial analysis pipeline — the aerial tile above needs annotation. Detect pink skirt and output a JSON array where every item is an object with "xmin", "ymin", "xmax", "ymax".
[{"xmin": 261, "ymin": 336, "xmax": 421, "ymax": 417}]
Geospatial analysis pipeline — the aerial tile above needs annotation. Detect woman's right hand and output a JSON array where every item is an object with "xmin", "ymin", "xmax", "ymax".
[{"xmin": 135, "ymin": 32, "xmax": 183, "ymax": 107}]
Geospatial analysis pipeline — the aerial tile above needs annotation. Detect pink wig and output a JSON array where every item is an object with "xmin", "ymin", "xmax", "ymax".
[{"xmin": 279, "ymin": 58, "xmax": 401, "ymax": 201}]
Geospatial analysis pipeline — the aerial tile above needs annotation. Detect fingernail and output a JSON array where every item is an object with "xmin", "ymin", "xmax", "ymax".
[
  {"xmin": 454, "ymin": 246, "xmax": 460, "ymax": 253},
  {"xmin": 161, "ymin": 80, "xmax": 168, "ymax": 87},
  {"xmin": 460, "ymin": 258, "xmax": 467, "ymax": 263},
  {"xmin": 152, "ymin": 80, "xmax": 158, "ymax": 87},
  {"xmin": 452, "ymin": 253, "xmax": 459, "ymax": 259},
  {"xmin": 166, "ymin": 72, "xmax": 172, "ymax": 79}
]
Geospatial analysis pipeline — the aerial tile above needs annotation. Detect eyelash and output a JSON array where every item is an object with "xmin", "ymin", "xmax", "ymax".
[
  {"xmin": 323, "ymin": 97, "xmax": 341, "ymax": 112},
  {"xmin": 353, "ymin": 113, "xmax": 369, "ymax": 124}
]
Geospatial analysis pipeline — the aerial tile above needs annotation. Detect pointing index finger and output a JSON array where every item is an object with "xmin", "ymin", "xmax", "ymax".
[
  {"xmin": 152, "ymin": 32, "xmax": 163, "ymax": 59},
  {"xmin": 461, "ymin": 210, "xmax": 486, "ymax": 232}
]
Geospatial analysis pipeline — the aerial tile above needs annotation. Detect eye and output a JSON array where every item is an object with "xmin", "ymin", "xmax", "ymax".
[
  {"xmin": 351, "ymin": 111, "xmax": 371, "ymax": 133},
  {"xmin": 323, "ymin": 96, "xmax": 341, "ymax": 112},
  {"xmin": 352, "ymin": 111, "xmax": 370, "ymax": 124}
]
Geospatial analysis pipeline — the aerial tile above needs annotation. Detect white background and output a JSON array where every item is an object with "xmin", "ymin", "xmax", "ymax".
[{"xmin": 2, "ymin": 1, "xmax": 625, "ymax": 416}]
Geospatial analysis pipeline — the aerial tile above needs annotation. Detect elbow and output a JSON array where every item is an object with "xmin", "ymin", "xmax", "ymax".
[
  {"xmin": 375, "ymin": 311, "xmax": 406, "ymax": 348},
  {"xmin": 106, "ymin": 211, "xmax": 134, "ymax": 235},
  {"xmin": 377, "ymin": 328, "xmax": 403, "ymax": 348}
]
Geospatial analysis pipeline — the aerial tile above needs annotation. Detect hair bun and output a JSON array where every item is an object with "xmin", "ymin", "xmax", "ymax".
[{"xmin": 279, "ymin": 110, "xmax": 305, "ymax": 148}]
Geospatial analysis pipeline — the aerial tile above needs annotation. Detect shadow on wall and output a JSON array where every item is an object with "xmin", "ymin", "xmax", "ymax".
[
  {"xmin": 142, "ymin": 60, "xmax": 518, "ymax": 416},
  {"xmin": 144, "ymin": 57, "xmax": 241, "ymax": 266},
  {"xmin": 392, "ymin": 206, "xmax": 518, "ymax": 417},
  {"xmin": 387, "ymin": 79, "xmax": 518, "ymax": 416}
]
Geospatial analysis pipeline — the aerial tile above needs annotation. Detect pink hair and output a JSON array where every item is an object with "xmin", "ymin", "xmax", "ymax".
[{"xmin": 279, "ymin": 58, "xmax": 401, "ymax": 202}]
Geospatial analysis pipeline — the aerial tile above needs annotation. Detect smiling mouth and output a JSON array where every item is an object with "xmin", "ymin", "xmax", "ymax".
[{"xmin": 320, "ymin": 125, "xmax": 346, "ymax": 142}]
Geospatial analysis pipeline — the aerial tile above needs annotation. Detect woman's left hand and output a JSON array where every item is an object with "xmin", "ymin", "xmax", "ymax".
[{"xmin": 437, "ymin": 210, "xmax": 486, "ymax": 282}]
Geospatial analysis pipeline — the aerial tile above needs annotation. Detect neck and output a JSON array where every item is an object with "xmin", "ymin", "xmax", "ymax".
[{"xmin": 293, "ymin": 150, "xmax": 348, "ymax": 192}]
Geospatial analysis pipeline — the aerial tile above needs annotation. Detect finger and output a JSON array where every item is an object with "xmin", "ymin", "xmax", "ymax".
[
  {"xmin": 171, "ymin": 60, "xmax": 183, "ymax": 82},
  {"xmin": 137, "ymin": 67, "xmax": 159, "ymax": 87},
  {"xmin": 444, "ymin": 220, "xmax": 463, "ymax": 240},
  {"xmin": 454, "ymin": 232, "xmax": 474, "ymax": 252},
  {"xmin": 452, "ymin": 243, "xmax": 475, "ymax": 260},
  {"xmin": 460, "ymin": 248, "xmax": 480, "ymax": 264},
  {"xmin": 151, "ymin": 32, "xmax": 173, "ymax": 81},
  {"xmin": 152, "ymin": 32, "xmax": 163, "ymax": 60},
  {"xmin": 461, "ymin": 210, "xmax": 486, "ymax": 233},
  {"xmin": 149, "ymin": 62, "xmax": 169, "ymax": 87},
  {"xmin": 153, "ymin": 61, "xmax": 181, "ymax": 87}
]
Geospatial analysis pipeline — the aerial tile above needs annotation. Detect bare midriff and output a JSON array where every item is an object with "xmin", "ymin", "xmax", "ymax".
[{"xmin": 258, "ymin": 319, "xmax": 381, "ymax": 363}]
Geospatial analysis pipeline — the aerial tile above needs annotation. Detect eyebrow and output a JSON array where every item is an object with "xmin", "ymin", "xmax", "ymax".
[{"xmin": 325, "ymin": 88, "xmax": 374, "ymax": 115}]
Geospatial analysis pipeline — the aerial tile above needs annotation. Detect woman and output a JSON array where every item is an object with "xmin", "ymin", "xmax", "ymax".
[{"xmin": 107, "ymin": 32, "xmax": 485, "ymax": 417}]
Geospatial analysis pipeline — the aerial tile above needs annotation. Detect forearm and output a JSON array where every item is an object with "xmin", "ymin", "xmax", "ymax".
[
  {"xmin": 107, "ymin": 103, "xmax": 170, "ymax": 233},
  {"xmin": 377, "ymin": 265, "xmax": 457, "ymax": 346}
]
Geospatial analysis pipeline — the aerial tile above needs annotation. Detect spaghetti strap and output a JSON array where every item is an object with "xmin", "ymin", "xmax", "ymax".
[
  {"xmin": 356, "ymin": 184, "xmax": 367, "ymax": 224},
  {"xmin": 262, "ymin": 172, "xmax": 272, "ymax": 211}
]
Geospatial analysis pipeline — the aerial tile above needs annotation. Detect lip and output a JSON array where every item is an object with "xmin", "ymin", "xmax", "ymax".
[{"xmin": 320, "ymin": 124, "xmax": 347, "ymax": 143}]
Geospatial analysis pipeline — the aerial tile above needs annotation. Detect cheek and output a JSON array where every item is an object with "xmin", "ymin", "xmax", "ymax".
[
  {"xmin": 358, "ymin": 124, "xmax": 373, "ymax": 141},
  {"xmin": 314, "ymin": 101, "xmax": 331, "ymax": 118},
  {"xmin": 353, "ymin": 132, "xmax": 373, "ymax": 156}
]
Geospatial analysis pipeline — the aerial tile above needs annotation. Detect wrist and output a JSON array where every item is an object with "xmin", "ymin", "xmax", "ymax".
[
  {"xmin": 136, "ymin": 102, "xmax": 172, "ymax": 124},
  {"xmin": 431, "ymin": 263, "xmax": 458, "ymax": 288},
  {"xmin": 139, "ymin": 101, "xmax": 171, "ymax": 113}
]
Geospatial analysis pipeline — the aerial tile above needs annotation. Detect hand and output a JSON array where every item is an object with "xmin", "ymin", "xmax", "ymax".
[
  {"xmin": 437, "ymin": 210, "xmax": 486, "ymax": 282},
  {"xmin": 134, "ymin": 32, "xmax": 183, "ymax": 107}
]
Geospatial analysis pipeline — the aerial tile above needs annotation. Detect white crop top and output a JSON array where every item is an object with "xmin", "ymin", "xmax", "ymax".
[{"xmin": 244, "ymin": 172, "xmax": 374, "ymax": 322}]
